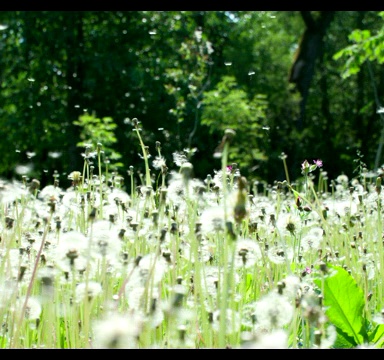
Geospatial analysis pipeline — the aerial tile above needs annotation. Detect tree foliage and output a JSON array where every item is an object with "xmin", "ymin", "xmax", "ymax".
[
  {"xmin": 0, "ymin": 11, "xmax": 383, "ymax": 188},
  {"xmin": 201, "ymin": 75, "xmax": 269, "ymax": 171}
]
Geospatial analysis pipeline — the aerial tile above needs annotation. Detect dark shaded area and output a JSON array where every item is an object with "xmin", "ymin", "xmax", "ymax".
[
  {"xmin": 289, "ymin": 11, "xmax": 335, "ymax": 130},
  {"xmin": 0, "ymin": 11, "xmax": 382, "ymax": 189}
]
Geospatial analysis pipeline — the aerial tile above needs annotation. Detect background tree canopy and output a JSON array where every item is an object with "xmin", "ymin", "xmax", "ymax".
[{"xmin": 0, "ymin": 11, "xmax": 383, "ymax": 188}]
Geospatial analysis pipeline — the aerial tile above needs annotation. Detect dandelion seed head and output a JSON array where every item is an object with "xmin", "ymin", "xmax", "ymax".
[
  {"xmin": 336, "ymin": 174, "xmax": 349, "ymax": 185},
  {"xmin": 267, "ymin": 245, "xmax": 294, "ymax": 265},
  {"xmin": 16, "ymin": 296, "xmax": 42, "ymax": 322},
  {"xmin": 200, "ymin": 266, "xmax": 221, "ymax": 297},
  {"xmin": 234, "ymin": 238, "xmax": 262, "ymax": 269},
  {"xmin": 200, "ymin": 206, "xmax": 234, "ymax": 235},
  {"xmin": 0, "ymin": 180, "xmax": 28, "ymax": 205},
  {"xmin": 211, "ymin": 309, "xmax": 241, "ymax": 334},
  {"xmin": 89, "ymin": 220, "xmax": 122, "ymax": 261},
  {"xmin": 0, "ymin": 277, "xmax": 18, "ymax": 312},
  {"xmin": 38, "ymin": 184, "xmax": 64, "ymax": 202},
  {"xmin": 107, "ymin": 188, "xmax": 130, "ymax": 206},
  {"xmin": 172, "ymin": 151, "xmax": 188, "ymax": 167},
  {"xmin": 279, "ymin": 275, "xmax": 302, "ymax": 300},
  {"xmin": 152, "ymin": 156, "xmax": 167, "ymax": 170},
  {"xmin": 180, "ymin": 239, "xmax": 214, "ymax": 264},
  {"xmin": 276, "ymin": 212, "xmax": 302, "ymax": 235},
  {"xmin": 126, "ymin": 253, "xmax": 168, "ymax": 292},
  {"xmin": 54, "ymin": 230, "xmax": 89, "ymax": 272},
  {"xmin": 253, "ymin": 292, "xmax": 294, "ymax": 329},
  {"xmin": 75, "ymin": 281, "xmax": 103, "ymax": 303},
  {"xmin": 92, "ymin": 313, "xmax": 143, "ymax": 349},
  {"xmin": 372, "ymin": 309, "xmax": 384, "ymax": 324},
  {"xmin": 301, "ymin": 234, "xmax": 322, "ymax": 253},
  {"xmin": 241, "ymin": 329, "xmax": 288, "ymax": 349}
]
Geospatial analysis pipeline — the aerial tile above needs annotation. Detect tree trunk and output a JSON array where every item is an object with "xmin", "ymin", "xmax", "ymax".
[{"xmin": 289, "ymin": 11, "xmax": 335, "ymax": 130}]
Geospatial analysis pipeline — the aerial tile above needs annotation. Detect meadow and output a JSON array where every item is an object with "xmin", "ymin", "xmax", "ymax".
[{"xmin": 1, "ymin": 121, "xmax": 384, "ymax": 349}]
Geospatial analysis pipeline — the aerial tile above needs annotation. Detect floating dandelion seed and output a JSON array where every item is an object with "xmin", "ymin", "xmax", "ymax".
[
  {"xmin": 48, "ymin": 151, "xmax": 62, "ymax": 159},
  {"xmin": 15, "ymin": 164, "xmax": 33, "ymax": 175}
]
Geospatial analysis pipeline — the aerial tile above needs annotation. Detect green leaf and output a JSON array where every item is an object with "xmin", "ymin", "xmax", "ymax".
[
  {"xmin": 333, "ymin": 326, "xmax": 358, "ymax": 348},
  {"xmin": 349, "ymin": 29, "xmax": 371, "ymax": 43},
  {"xmin": 369, "ymin": 324, "xmax": 384, "ymax": 347},
  {"xmin": 314, "ymin": 265, "xmax": 365, "ymax": 346}
]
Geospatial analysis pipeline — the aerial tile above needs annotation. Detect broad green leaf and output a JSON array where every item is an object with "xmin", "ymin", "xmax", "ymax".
[
  {"xmin": 333, "ymin": 326, "xmax": 357, "ymax": 348},
  {"xmin": 314, "ymin": 265, "xmax": 365, "ymax": 345},
  {"xmin": 369, "ymin": 324, "xmax": 384, "ymax": 348}
]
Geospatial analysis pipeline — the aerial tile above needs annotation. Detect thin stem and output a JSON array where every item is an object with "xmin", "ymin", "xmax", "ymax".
[{"xmin": 11, "ymin": 210, "xmax": 53, "ymax": 348}]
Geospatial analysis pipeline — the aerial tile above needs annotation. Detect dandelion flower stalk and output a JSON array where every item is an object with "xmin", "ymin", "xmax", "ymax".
[
  {"xmin": 10, "ymin": 207, "xmax": 54, "ymax": 348},
  {"xmin": 128, "ymin": 165, "xmax": 135, "ymax": 204},
  {"xmin": 97, "ymin": 142, "xmax": 103, "ymax": 219},
  {"xmin": 155, "ymin": 141, "xmax": 167, "ymax": 189},
  {"xmin": 81, "ymin": 145, "xmax": 92, "ymax": 190},
  {"xmin": 215, "ymin": 129, "xmax": 237, "ymax": 347},
  {"xmin": 132, "ymin": 118, "xmax": 151, "ymax": 188},
  {"xmin": 218, "ymin": 129, "xmax": 236, "ymax": 223},
  {"xmin": 280, "ymin": 152, "xmax": 291, "ymax": 186}
]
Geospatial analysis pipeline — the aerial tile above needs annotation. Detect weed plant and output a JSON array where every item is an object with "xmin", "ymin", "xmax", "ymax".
[{"xmin": 1, "ymin": 120, "xmax": 384, "ymax": 348}]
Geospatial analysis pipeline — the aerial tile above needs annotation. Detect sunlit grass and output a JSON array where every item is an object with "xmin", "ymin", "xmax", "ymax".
[{"xmin": 0, "ymin": 122, "xmax": 384, "ymax": 348}]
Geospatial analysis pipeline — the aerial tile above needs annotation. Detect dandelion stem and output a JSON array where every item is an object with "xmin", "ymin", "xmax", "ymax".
[{"xmin": 11, "ymin": 210, "xmax": 53, "ymax": 348}]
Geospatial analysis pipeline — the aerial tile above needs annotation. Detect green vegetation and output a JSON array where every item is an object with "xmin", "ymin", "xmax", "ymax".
[
  {"xmin": 0, "ymin": 11, "xmax": 383, "ymax": 186},
  {"xmin": 0, "ymin": 11, "xmax": 384, "ymax": 348},
  {"xmin": 0, "ymin": 123, "xmax": 384, "ymax": 348}
]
